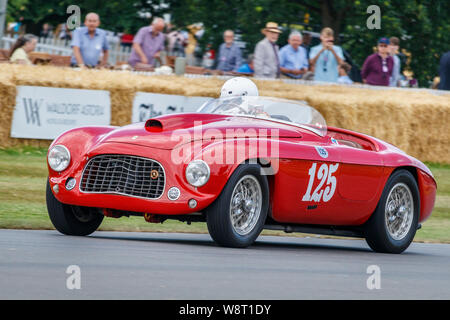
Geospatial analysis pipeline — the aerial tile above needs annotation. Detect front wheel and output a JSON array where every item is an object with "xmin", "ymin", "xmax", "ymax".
[
  {"xmin": 46, "ymin": 180, "xmax": 104, "ymax": 236},
  {"xmin": 206, "ymin": 164, "xmax": 269, "ymax": 248},
  {"xmin": 364, "ymin": 170, "xmax": 420, "ymax": 254}
]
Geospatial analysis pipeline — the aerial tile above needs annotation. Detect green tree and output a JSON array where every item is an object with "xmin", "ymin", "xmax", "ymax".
[
  {"xmin": 5, "ymin": 0, "xmax": 449, "ymax": 86},
  {"xmin": 7, "ymin": 0, "xmax": 169, "ymax": 34}
]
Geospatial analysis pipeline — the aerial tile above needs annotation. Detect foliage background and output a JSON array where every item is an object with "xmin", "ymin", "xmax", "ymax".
[{"xmin": 6, "ymin": 0, "xmax": 450, "ymax": 86}]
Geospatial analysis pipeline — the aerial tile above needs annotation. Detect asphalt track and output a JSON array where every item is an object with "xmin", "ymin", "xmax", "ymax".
[{"xmin": 0, "ymin": 229, "xmax": 449, "ymax": 299}]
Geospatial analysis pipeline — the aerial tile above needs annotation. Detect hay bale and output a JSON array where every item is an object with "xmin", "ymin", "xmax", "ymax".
[{"xmin": 0, "ymin": 64, "xmax": 448, "ymax": 163}]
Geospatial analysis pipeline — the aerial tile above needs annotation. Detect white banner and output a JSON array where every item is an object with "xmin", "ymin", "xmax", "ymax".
[
  {"xmin": 132, "ymin": 92, "xmax": 212, "ymax": 123},
  {"xmin": 10, "ymin": 86, "xmax": 111, "ymax": 140}
]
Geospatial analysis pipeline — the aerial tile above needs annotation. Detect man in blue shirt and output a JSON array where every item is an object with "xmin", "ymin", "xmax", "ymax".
[
  {"xmin": 309, "ymin": 27, "xmax": 344, "ymax": 83},
  {"xmin": 279, "ymin": 31, "xmax": 309, "ymax": 79},
  {"xmin": 71, "ymin": 13, "xmax": 109, "ymax": 68},
  {"xmin": 216, "ymin": 30, "xmax": 242, "ymax": 72}
]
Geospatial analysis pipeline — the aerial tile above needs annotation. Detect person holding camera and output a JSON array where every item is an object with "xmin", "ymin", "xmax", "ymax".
[{"xmin": 309, "ymin": 27, "xmax": 344, "ymax": 83}]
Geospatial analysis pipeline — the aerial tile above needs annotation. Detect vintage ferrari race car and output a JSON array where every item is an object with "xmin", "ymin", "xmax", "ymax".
[{"xmin": 46, "ymin": 96, "xmax": 436, "ymax": 253}]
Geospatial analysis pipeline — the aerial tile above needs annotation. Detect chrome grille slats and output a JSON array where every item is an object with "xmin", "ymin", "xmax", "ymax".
[{"xmin": 80, "ymin": 154, "xmax": 165, "ymax": 199}]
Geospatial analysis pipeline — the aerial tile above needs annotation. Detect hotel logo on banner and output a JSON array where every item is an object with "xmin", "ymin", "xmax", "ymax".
[
  {"xmin": 132, "ymin": 92, "xmax": 211, "ymax": 123},
  {"xmin": 11, "ymin": 86, "xmax": 111, "ymax": 140}
]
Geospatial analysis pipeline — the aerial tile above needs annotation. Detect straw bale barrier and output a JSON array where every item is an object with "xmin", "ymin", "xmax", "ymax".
[{"xmin": 0, "ymin": 64, "xmax": 449, "ymax": 163}]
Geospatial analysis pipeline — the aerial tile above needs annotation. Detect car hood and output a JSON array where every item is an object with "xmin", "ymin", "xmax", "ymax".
[{"xmin": 99, "ymin": 113, "xmax": 303, "ymax": 150}]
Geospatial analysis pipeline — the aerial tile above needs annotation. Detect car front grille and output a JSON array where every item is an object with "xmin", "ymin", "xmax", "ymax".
[{"xmin": 80, "ymin": 154, "xmax": 165, "ymax": 199}]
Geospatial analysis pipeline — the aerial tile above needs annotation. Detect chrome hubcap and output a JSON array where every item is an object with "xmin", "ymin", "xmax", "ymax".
[
  {"xmin": 230, "ymin": 175, "xmax": 262, "ymax": 236},
  {"xmin": 385, "ymin": 183, "xmax": 414, "ymax": 241}
]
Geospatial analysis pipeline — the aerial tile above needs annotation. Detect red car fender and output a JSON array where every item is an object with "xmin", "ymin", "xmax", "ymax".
[{"xmin": 47, "ymin": 126, "xmax": 118, "ymax": 175}]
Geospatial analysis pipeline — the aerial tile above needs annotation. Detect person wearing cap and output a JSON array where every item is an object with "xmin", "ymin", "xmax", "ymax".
[
  {"xmin": 309, "ymin": 27, "xmax": 344, "ymax": 83},
  {"xmin": 361, "ymin": 37, "xmax": 394, "ymax": 86},
  {"xmin": 253, "ymin": 22, "xmax": 282, "ymax": 78}
]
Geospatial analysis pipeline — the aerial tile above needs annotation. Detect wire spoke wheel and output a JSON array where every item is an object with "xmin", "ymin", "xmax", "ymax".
[
  {"xmin": 385, "ymin": 182, "xmax": 414, "ymax": 241},
  {"xmin": 206, "ymin": 164, "xmax": 268, "ymax": 248},
  {"xmin": 229, "ymin": 175, "xmax": 262, "ymax": 236},
  {"xmin": 364, "ymin": 170, "xmax": 420, "ymax": 254}
]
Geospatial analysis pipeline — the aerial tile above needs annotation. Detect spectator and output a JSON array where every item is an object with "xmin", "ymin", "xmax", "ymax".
[
  {"xmin": 185, "ymin": 23, "xmax": 204, "ymax": 66},
  {"xmin": 7, "ymin": 17, "xmax": 24, "ymax": 37},
  {"xmin": 389, "ymin": 37, "xmax": 402, "ymax": 87},
  {"xmin": 361, "ymin": 37, "xmax": 394, "ymax": 86},
  {"xmin": 120, "ymin": 33, "xmax": 134, "ymax": 48},
  {"xmin": 309, "ymin": 27, "xmax": 344, "ymax": 82},
  {"xmin": 254, "ymin": 22, "xmax": 282, "ymax": 79},
  {"xmin": 279, "ymin": 31, "xmax": 309, "ymax": 79},
  {"xmin": 337, "ymin": 62, "xmax": 353, "ymax": 85},
  {"xmin": 9, "ymin": 34, "xmax": 37, "ymax": 65},
  {"xmin": 237, "ymin": 54, "xmax": 254, "ymax": 74},
  {"xmin": 301, "ymin": 32, "xmax": 312, "ymax": 60},
  {"xmin": 128, "ymin": 17, "xmax": 165, "ymax": 67},
  {"xmin": 55, "ymin": 23, "xmax": 72, "ymax": 45},
  {"xmin": 40, "ymin": 23, "xmax": 53, "ymax": 39},
  {"xmin": 167, "ymin": 29, "xmax": 186, "ymax": 57},
  {"xmin": 202, "ymin": 44, "xmax": 216, "ymax": 68},
  {"xmin": 71, "ymin": 13, "xmax": 109, "ymax": 68},
  {"xmin": 216, "ymin": 30, "xmax": 242, "ymax": 72},
  {"xmin": 439, "ymin": 51, "xmax": 450, "ymax": 90}
]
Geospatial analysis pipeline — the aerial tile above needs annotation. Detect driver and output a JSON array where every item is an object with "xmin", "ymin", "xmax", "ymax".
[
  {"xmin": 218, "ymin": 77, "xmax": 270, "ymax": 118},
  {"xmin": 220, "ymin": 77, "xmax": 259, "ymax": 98}
]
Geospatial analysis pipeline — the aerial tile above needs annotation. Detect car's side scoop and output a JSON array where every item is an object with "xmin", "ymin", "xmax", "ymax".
[{"xmin": 144, "ymin": 113, "xmax": 230, "ymax": 133}]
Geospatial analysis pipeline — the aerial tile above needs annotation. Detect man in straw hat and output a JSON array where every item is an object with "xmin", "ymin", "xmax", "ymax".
[{"xmin": 254, "ymin": 22, "xmax": 282, "ymax": 79}]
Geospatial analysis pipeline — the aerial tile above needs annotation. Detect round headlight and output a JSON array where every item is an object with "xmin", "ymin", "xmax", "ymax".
[
  {"xmin": 48, "ymin": 145, "xmax": 71, "ymax": 172},
  {"xmin": 185, "ymin": 160, "xmax": 210, "ymax": 187}
]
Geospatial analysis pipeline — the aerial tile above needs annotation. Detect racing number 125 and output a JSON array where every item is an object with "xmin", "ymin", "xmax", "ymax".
[{"xmin": 302, "ymin": 163, "xmax": 339, "ymax": 203}]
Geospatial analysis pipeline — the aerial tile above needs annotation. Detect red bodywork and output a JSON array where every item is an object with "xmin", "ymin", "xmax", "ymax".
[{"xmin": 48, "ymin": 113, "xmax": 436, "ymax": 227}]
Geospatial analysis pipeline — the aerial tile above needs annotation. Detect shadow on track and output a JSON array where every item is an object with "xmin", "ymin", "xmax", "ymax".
[{"xmin": 83, "ymin": 232, "xmax": 380, "ymax": 254}]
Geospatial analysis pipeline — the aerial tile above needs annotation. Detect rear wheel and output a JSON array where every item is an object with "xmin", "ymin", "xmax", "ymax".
[
  {"xmin": 364, "ymin": 170, "xmax": 420, "ymax": 254},
  {"xmin": 206, "ymin": 164, "xmax": 269, "ymax": 248},
  {"xmin": 46, "ymin": 180, "xmax": 104, "ymax": 236}
]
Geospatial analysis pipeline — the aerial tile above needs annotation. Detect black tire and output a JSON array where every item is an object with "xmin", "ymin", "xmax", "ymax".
[
  {"xmin": 46, "ymin": 179, "xmax": 104, "ymax": 236},
  {"xmin": 364, "ymin": 170, "xmax": 420, "ymax": 254},
  {"xmin": 206, "ymin": 163, "xmax": 269, "ymax": 248}
]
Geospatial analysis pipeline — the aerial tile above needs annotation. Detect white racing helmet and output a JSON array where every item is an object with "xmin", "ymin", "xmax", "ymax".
[{"xmin": 220, "ymin": 77, "xmax": 259, "ymax": 98}]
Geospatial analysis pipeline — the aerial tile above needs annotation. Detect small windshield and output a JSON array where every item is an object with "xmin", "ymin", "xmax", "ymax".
[{"xmin": 197, "ymin": 96, "xmax": 327, "ymax": 137}]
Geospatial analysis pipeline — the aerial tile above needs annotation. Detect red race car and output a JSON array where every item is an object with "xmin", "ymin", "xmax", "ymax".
[{"xmin": 46, "ymin": 96, "xmax": 436, "ymax": 253}]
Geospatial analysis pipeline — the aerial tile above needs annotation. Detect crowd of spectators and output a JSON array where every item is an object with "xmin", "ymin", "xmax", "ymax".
[{"xmin": 5, "ymin": 14, "xmax": 450, "ymax": 90}]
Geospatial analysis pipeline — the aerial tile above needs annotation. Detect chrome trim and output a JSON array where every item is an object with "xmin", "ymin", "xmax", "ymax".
[
  {"xmin": 185, "ymin": 159, "xmax": 211, "ymax": 187},
  {"xmin": 48, "ymin": 145, "xmax": 71, "ymax": 172},
  {"xmin": 79, "ymin": 154, "xmax": 166, "ymax": 200}
]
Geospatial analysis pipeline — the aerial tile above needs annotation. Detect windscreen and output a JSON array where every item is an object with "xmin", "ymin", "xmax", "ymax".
[{"xmin": 197, "ymin": 96, "xmax": 327, "ymax": 137}]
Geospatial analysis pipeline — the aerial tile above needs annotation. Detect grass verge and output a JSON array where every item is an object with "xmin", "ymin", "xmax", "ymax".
[{"xmin": 0, "ymin": 147, "xmax": 448, "ymax": 243}]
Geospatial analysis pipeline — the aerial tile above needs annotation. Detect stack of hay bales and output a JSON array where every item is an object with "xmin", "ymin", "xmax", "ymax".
[{"xmin": 0, "ymin": 64, "xmax": 448, "ymax": 163}]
